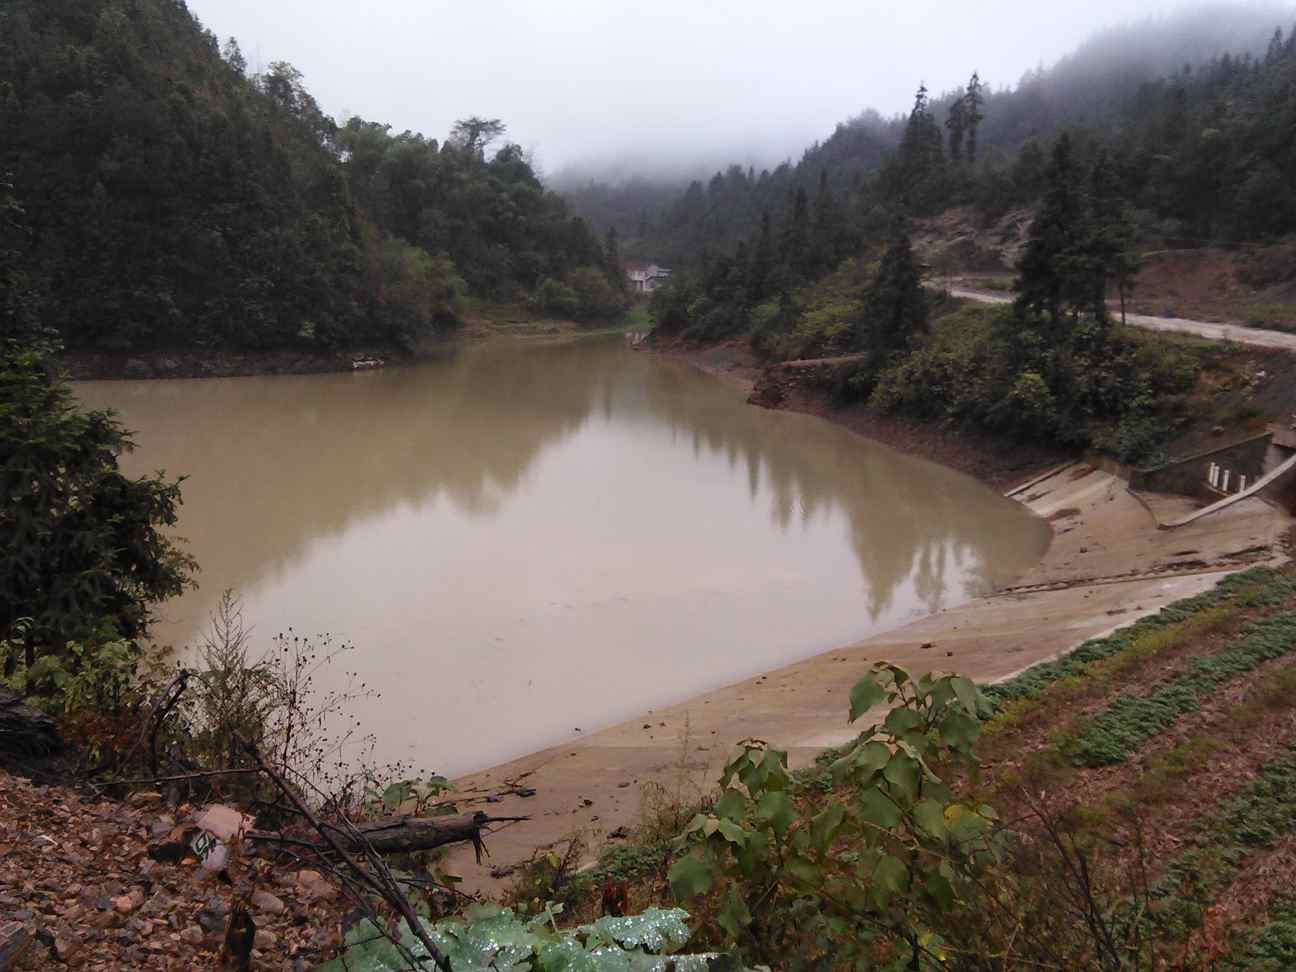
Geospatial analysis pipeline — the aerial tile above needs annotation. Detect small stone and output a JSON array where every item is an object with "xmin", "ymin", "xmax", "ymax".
[
  {"xmin": 196, "ymin": 901, "xmax": 227, "ymax": 934},
  {"xmin": 53, "ymin": 935, "xmax": 82, "ymax": 963},
  {"xmin": 179, "ymin": 925, "xmax": 205, "ymax": 946},
  {"xmin": 250, "ymin": 890, "xmax": 285, "ymax": 915},
  {"xmin": 295, "ymin": 869, "xmax": 336, "ymax": 902}
]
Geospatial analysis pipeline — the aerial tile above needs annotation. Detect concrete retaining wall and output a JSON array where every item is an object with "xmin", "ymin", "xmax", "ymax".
[{"xmin": 1131, "ymin": 433, "xmax": 1272, "ymax": 501}]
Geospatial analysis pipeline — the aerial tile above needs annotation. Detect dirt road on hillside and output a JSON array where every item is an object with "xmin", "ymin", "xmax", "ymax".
[{"xmin": 945, "ymin": 285, "xmax": 1296, "ymax": 352}]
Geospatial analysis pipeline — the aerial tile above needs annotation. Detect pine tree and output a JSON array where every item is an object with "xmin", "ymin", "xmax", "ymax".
[
  {"xmin": 779, "ymin": 188, "xmax": 811, "ymax": 282},
  {"xmin": 221, "ymin": 37, "xmax": 247, "ymax": 75},
  {"xmin": 945, "ymin": 91, "xmax": 967, "ymax": 164},
  {"xmin": 0, "ymin": 176, "xmax": 41, "ymax": 342},
  {"xmin": 604, "ymin": 225, "xmax": 622, "ymax": 282},
  {"xmin": 811, "ymin": 171, "xmax": 842, "ymax": 275},
  {"xmin": 862, "ymin": 218, "xmax": 929, "ymax": 356},
  {"xmin": 747, "ymin": 211, "xmax": 775, "ymax": 302},
  {"xmin": 898, "ymin": 84, "xmax": 946, "ymax": 211},
  {"xmin": 1266, "ymin": 27, "xmax": 1285, "ymax": 64},
  {"xmin": 964, "ymin": 72, "xmax": 986, "ymax": 164},
  {"xmin": 1014, "ymin": 133, "xmax": 1097, "ymax": 329},
  {"xmin": 1088, "ymin": 149, "xmax": 1141, "ymax": 325}
]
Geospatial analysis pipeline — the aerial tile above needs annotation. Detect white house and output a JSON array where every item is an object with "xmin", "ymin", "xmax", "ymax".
[{"xmin": 625, "ymin": 261, "xmax": 672, "ymax": 294}]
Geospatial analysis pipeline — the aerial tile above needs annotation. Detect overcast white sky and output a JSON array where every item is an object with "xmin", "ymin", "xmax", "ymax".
[{"xmin": 187, "ymin": 0, "xmax": 1185, "ymax": 176}]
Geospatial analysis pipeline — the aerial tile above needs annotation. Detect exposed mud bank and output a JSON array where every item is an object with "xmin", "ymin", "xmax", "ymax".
[
  {"xmin": 58, "ymin": 345, "xmax": 410, "ymax": 381},
  {"xmin": 444, "ymin": 344, "xmax": 1294, "ymax": 896},
  {"xmin": 656, "ymin": 338, "xmax": 1069, "ymax": 490}
]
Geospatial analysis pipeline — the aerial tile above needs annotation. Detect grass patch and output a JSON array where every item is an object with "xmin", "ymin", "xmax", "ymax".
[
  {"xmin": 1061, "ymin": 611, "xmax": 1296, "ymax": 767},
  {"xmin": 1146, "ymin": 748, "xmax": 1296, "ymax": 940},
  {"xmin": 1230, "ymin": 902, "xmax": 1296, "ymax": 970},
  {"xmin": 976, "ymin": 277, "xmax": 1015, "ymax": 292},
  {"xmin": 983, "ymin": 566, "xmax": 1294, "ymax": 715},
  {"xmin": 1101, "ymin": 663, "xmax": 1296, "ymax": 816}
]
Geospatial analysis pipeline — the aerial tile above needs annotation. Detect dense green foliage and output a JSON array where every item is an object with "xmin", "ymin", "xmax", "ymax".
[
  {"xmin": 320, "ymin": 904, "xmax": 727, "ymax": 972},
  {"xmin": 1062, "ymin": 611, "xmax": 1296, "ymax": 766},
  {"xmin": 1149, "ymin": 746, "xmax": 1296, "ymax": 936},
  {"xmin": 337, "ymin": 119, "xmax": 621, "ymax": 307},
  {"xmin": 0, "ymin": 340, "xmax": 193, "ymax": 691},
  {"xmin": 0, "ymin": 0, "xmax": 621, "ymax": 352},
  {"xmin": 661, "ymin": 112, "xmax": 1198, "ymax": 463},
  {"xmin": 669, "ymin": 662, "xmax": 1000, "ymax": 969},
  {"xmin": 859, "ymin": 301, "xmax": 1195, "ymax": 461},
  {"xmin": 566, "ymin": 5, "xmax": 1296, "ymax": 265},
  {"xmin": 1233, "ymin": 905, "xmax": 1296, "ymax": 971}
]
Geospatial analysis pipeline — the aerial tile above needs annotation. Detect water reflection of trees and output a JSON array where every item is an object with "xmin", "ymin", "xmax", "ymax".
[
  {"xmin": 81, "ymin": 340, "xmax": 1044, "ymax": 637},
  {"xmin": 592, "ymin": 347, "xmax": 1045, "ymax": 620}
]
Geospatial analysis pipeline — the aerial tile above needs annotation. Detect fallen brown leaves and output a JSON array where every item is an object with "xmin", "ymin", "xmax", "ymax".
[{"xmin": 0, "ymin": 770, "xmax": 351, "ymax": 970}]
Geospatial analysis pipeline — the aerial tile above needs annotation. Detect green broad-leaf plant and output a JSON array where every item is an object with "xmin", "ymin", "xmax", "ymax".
[{"xmin": 669, "ymin": 662, "xmax": 1002, "ymax": 970}]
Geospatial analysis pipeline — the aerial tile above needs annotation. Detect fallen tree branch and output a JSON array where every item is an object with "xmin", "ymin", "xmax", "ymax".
[
  {"xmin": 237, "ymin": 735, "xmax": 452, "ymax": 972},
  {"xmin": 110, "ymin": 767, "xmax": 262, "ymax": 787},
  {"xmin": 247, "ymin": 812, "xmax": 528, "ymax": 860},
  {"xmin": 122, "ymin": 671, "xmax": 188, "ymax": 773}
]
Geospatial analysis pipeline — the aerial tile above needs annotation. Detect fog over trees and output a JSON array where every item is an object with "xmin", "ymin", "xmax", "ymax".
[{"xmin": 559, "ymin": 2, "xmax": 1295, "ymax": 242}]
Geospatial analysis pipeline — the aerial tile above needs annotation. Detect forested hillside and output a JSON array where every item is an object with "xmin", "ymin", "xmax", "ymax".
[
  {"xmin": 0, "ymin": 0, "xmax": 621, "ymax": 352},
  {"xmin": 565, "ymin": 3, "xmax": 1295, "ymax": 265},
  {"xmin": 640, "ymin": 6, "xmax": 1296, "ymax": 347}
]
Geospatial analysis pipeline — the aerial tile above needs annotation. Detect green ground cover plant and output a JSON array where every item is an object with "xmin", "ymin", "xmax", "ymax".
[
  {"xmin": 1144, "ymin": 748, "xmax": 1296, "ymax": 945},
  {"xmin": 981, "ymin": 566, "xmax": 1293, "ymax": 713},
  {"xmin": 1062, "ymin": 611, "xmax": 1296, "ymax": 766}
]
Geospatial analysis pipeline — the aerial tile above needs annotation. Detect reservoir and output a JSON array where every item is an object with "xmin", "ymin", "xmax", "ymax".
[{"xmin": 75, "ymin": 339, "xmax": 1050, "ymax": 777}]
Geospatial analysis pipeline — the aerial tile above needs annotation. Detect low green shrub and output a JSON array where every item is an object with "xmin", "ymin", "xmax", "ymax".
[
  {"xmin": 1230, "ymin": 903, "xmax": 1296, "ymax": 970},
  {"xmin": 1146, "ymin": 749, "xmax": 1296, "ymax": 940},
  {"xmin": 983, "ymin": 566, "xmax": 1291, "ymax": 714},
  {"xmin": 1064, "ymin": 611, "xmax": 1296, "ymax": 766}
]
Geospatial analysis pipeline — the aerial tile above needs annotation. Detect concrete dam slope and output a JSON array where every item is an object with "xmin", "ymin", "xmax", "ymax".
[{"xmin": 446, "ymin": 463, "xmax": 1292, "ymax": 894}]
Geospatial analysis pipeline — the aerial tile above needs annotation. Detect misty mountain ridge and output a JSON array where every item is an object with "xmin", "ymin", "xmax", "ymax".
[{"xmin": 559, "ymin": 1, "xmax": 1295, "ymax": 248}]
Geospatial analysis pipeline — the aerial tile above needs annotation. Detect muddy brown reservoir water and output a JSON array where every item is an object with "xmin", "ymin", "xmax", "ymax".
[{"xmin": 75, "ymin": 340, "xmax": 1049, "ymax": 777}]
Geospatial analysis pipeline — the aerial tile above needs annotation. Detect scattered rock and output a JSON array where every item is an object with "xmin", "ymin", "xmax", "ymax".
[
  {"xmin": 295, "ymin": 869, "xmax": 336, "ymax": 902},
  {"xmin": 52, "ymin": 934, "xmax": 82, "ymax": 964},
  {"xmin": 253, "ymin": 928, "xmax": 278, "ymax": 950},
  {"xmin": 179, "ymin": 925, "xmax": 205, "ymax": 946},
  {"xmin": 250, "ymin": 890, "xmax": 286, "ymax": 915},
  {"xmin": 196, "ymin": 906, "xmax": 226, "ymax": 934},
  {"xmin": 0, "ymin": 766, "xmax": 351, "ymax": 969},
  {"xmin": 0, "ymin": 921, "xmax": 32, "ymax": 969}
]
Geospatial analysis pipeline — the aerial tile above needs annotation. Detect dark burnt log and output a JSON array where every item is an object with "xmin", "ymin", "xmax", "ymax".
[
  {"xmin": 248, "ymin": 811, "xmax": 527, "ymax": 858},
  {"xmin": 0, "ymin": 688, "xmax": 61, "ymax": 759}
]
